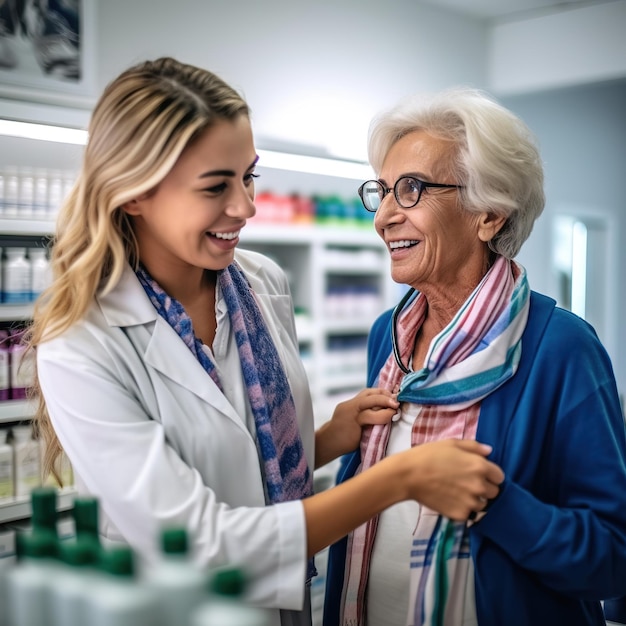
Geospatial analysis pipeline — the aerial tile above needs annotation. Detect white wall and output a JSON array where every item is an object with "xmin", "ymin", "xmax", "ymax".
[
  {"xmin": 489, "ymin": 1, "xmax": 626, "ymax": 95},
  {"xmin": 94, "ymin": 0, "xmax": 489, "ymax": 161},
  {"xmin": 505, "ymin": 80, "xmax": 626, "ymax": 397}
]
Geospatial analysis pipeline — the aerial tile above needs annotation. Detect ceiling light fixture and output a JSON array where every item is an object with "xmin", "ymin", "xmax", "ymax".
[{"xmin": 0, "ymin": 119, "xmax": 373, "ymax": 180}]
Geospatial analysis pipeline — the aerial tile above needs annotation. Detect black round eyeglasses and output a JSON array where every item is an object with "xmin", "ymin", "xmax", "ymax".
[{"xmin": 358, "ymin": 176, "xmax": 463, "ymax": 213}]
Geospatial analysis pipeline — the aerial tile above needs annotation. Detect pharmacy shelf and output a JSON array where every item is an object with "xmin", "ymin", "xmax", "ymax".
[
  {"xmin": 0, "ymin": 303, "xmax": 34, "ymax": 321},
  {"xmin": 0, "ymin": 400, "xmax": 35, "ymax": 424},
  {"xmin": 0, "ymin": 488, "xmax": 76, "ymax": 524},
  {"xmin": 0, "ymin": 218, "xmax": 55, "ymax": 236}
]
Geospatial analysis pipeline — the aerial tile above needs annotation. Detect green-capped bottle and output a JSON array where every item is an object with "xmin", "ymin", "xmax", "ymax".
[
  {"xmin": 143, "ymin": 527, "xmax": 208, "ymax": 625},
  {"xmin": 6, "ymin": 530, "xmax": 58, "ymax": 626},
  {"xmin": 191, "ymin": 567, "xmax": 272, "ymax": 626},
  {"xmin": 50, "ymin": 537, "xmax": 101, "ymax": 626},
  {"xmin": 88, "ymin": 545, "xmax": 162, "ymax": 626}
]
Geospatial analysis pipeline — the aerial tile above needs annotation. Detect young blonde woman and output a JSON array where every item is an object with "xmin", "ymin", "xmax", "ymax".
[{"xmin": 27, "ymin": 58, "xmax": 503, "ymax": 625}]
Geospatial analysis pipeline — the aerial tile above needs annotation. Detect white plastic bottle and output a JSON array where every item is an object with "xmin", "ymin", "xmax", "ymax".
[
  {"xmin": 46, "ymin": 170, "xmax": 64, "ymax": 218},
  {"xmin": 88, "ymin": 546, "xmax": 162, "ymax": 626},
  {"xmin": 2, "ymin": 168, "xmax": 19, "ymax": 218},
  {"xmin": 0, "ymin": 428, "xmax": 14, "ymax": 501},
  {"xmin": 29, "ymin": 247, "xmax": 51, "ymax": 301},
  {"xmin": 50, "ymin": 538, "xmax": 101, "ymax": 626},
  {"xmin": 143, "ymin": 527, "xmax": 208, "ymax": 625},
  {"xmin": 32, "ymin": 170, "xmax": 49, "ymax": 219},
  {"xmin": 11, "ymin": 425, "xmax": 42, "ymax": 498},
  {"xmin": 2, "ymin": 248, "xmax": 31, "ymax": 304},
  {"xmin": 6, "ymin": 530, "xmax": 58, "ymax": 626},
  {"xmin": 191, "ymin": 568, "xmax": 272, "ymax": 626},
  {"xmin": 17, "ymin": 168, "xmax": 34, "ymax": 219},
  {"xmin": 0, "ymin": 549, "xmax": 9, "ymax": 626}
]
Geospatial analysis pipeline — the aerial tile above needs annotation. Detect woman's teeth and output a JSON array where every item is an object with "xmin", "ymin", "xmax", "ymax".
[
  {"xmin": 209, "ymin": 230, "xmax": 240, "ymax": 240},
  {"xmin": 389, "ymin": 239, "xmax": 418, "ymax": 249}
]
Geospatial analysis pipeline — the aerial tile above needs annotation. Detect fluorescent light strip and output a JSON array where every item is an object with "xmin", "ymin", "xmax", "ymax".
[
  {"xmin": 0, "ymin": 119, "xmax": 373, "ymax": 180},
  {"xmin": 256, "ymin": 149, "xmax": 373, "ymax": 180},
  {"xmin": 0, "ymin": 119, "xmax": 88, "ymax": 145}
]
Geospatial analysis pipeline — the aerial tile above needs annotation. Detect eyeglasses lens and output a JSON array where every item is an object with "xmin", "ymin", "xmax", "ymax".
[
  {"xmin": 396, "ymin": 177, "xmax": 421, "ymax": 208},
  {"xmin": 361, "ymin": 181, "xmax": 383, "ymax": 212}
]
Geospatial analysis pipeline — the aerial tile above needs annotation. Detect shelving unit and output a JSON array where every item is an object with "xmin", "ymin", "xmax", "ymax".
[
  {"xmin": 239, "ymin": 223, "xmax": 395, "ymax": 429},
  {"xmin": 0, "ymin": 489, "xmax": 75, "ymax": 525}
]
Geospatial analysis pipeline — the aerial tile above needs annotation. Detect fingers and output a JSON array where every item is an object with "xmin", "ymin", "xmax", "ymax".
[
  {"xmin": 406, "ymin": 439, "xmax": 505, "ymax": 521},
  {"xmin": 484, "ymin": 461, "xmax": 505, "ymax": 486},
  {"xmin": 358, "ymin": 407, "xmax": 398, "ymax": 426},
  {"xmin": 482, "ymin": 481, "xmax": 501, "ymax": 501},
  {"xmin": 452, "ymin": 438, "xmax": 494, "ymax": 457},
  {"xmin": 450, "ymin": 439, "xmax": 505, "ymax": 485},
  {"xmin": 355, "ymin": 388, "xmax": 399, "ymax": 410}
]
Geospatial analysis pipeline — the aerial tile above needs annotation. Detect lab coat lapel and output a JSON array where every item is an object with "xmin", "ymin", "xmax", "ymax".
[
  {"xmin": 99, "ymin": 264, "xmax": 244, "ymax": 426},
  {"xmin": 143, "ymin": 317, "xmax": 241, "ymax": 421}
]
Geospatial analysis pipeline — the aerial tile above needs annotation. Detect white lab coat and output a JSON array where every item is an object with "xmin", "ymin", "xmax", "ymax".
[{"xmin": 37, "ymin": 249, "xmax": 315, "ymax": 623}]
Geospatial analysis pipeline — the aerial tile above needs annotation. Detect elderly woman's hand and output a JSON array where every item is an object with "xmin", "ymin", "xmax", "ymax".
[{"xmin": 314, "ymin": 388, "xmax": 399, "ymax": 469}]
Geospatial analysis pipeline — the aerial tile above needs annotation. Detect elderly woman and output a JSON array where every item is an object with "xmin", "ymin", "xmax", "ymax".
[{"xmin": 324, "ymin": 88, "xmax": 626, "ymax": 626}]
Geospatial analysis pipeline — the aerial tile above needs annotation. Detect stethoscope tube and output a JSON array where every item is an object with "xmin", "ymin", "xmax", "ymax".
[{"xmin": 391, "ymin": 287, "xmax": 417, "ymax": 375}]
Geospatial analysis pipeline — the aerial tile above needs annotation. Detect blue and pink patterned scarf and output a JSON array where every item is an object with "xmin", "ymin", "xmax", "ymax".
[
  {"xmin": 136, "ymin": 262, "xmax": 314, "ymax": 507},
  {"xmin": 340, "ymin": 256, "xmax": 530, "ymax": 625}
]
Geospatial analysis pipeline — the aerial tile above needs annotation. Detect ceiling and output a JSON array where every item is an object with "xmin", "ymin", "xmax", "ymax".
[{"xmin": 421, "ymin": 0, "xmax": 609, "ymax": 21}]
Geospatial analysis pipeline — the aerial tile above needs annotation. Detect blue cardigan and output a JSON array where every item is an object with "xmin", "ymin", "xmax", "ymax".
[{"xmin": 324, "ymin": 291, "xmax": 626, "ymax": 626}]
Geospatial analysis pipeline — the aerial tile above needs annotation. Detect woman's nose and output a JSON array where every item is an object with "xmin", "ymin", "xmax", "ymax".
[
  {"xmin": 374, "ymin": 193, "xmax": 402, "ymax": 228},
  {"xmin": 227, "ymin": 186, "xmax": 256, "ymax": 218}
]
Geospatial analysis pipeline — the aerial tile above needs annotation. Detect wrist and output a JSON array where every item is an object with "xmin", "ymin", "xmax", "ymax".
[{"xmin": 378, "ymin": 449, "xmax": 414, "ymax": 505}]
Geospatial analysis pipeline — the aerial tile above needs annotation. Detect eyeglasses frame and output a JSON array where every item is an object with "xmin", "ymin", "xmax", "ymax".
[{"xmin": 357, "ymin": 176, "xmax": 464, "ymax": 213}]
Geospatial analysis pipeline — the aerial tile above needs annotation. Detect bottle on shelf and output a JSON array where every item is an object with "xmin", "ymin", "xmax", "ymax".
[
  {"xmin": 12, "ymin": 427, "xmax": 42, "ymax": 499},
  {"xmin": 72, "ymin": 496, "xmax": 100, "ymax": 545},
  {"xmin": 0, "ymin": 544, "xmax": 8, "ymax": 626},
  {"xmin": 6, "ymin": 529, "xmax": 59, "ymax": 626},
  {"xmin": 47, "ymin": 171, "xmax": 65, "ymax": 219},
  {"xmin": 29, "ymin": 247, "xmax": 51, "ymax": 301},
  {"xmin": 0, "ymin": 428, "xmax": 14, "ymax": 501},
  {"xmin": 88, "ymin": 545, "xmax": 162, "ymax": 626},
  {"xmin": 143, "ymin": 527, "xmax": 208, "ymax": 625},
  {"xmin": 2, "ymin": 247, "xmax": 31, "ymax": 304},
  {"xmin": 1, "ymin": 168, "xmax": 19, "ymax": 219},
  {"xmin": 30, "ymin": 487, "xmax": 59, "ymax": 542},
  {"xmin": 191, "ymin": 567, "xmax": 272, "ymax": 626},
  {"xmin": 32, "ymin": 170, "xmax": 49, "ymax": 220},
  {"xmin": 0, "ymin": 329, "xmax": 10, "ymax": 401},
  {"xmin": 50, "ymin": 537, "xmax": 101, "ymax": 626},
  {"xmin": 17, "ymin": 168, "xmax": 34, "ymax": 219},
  {"xmin": 9, "ymin": 329, "xmax": 35, "ymax": 400}
]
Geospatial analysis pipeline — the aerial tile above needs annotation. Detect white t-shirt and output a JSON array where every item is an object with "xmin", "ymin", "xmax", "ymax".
[{"xmin": 367, "ymin": 404, "xmax": 477, "ymax": 626}]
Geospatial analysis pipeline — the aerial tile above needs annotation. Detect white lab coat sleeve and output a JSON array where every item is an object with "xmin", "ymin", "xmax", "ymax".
[{"xmin": 36, "ymin": 322, "xmax": 308, "ymax": 610}]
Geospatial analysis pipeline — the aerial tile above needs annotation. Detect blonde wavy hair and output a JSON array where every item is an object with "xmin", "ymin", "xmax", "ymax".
[{"xmin": 26, "ymin": 57, "xmax": 249, "ymax": 482}]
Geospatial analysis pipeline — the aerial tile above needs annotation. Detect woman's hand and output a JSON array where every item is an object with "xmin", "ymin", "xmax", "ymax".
[
  {"xmin": 314, "ymin": 388, "xmax": 399, "ymax": 469},
  {"xmin": 304, "ymin": 437, "xmax": 503, "ymax": 556},
  {"xmin": 393, "ymin": 439, "xmax": 504, "ymax": 521}
]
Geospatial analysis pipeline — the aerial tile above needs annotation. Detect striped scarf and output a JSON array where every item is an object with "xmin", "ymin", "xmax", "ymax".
[
  {"xmin": 340, "ymin": 256, "xmax": 529, "ymax": 625},
  {"xmin": 136, "ymin": 262, "xmax": 314, "ymax": 506}
]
